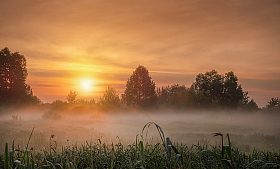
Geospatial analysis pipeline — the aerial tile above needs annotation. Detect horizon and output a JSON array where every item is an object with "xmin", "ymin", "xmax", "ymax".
[{"xmin": 1, "ymin": 0, "xmax": 280, "ymax": 107}]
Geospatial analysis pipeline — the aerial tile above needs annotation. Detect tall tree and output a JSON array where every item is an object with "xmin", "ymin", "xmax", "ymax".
[
  {"xmin": 222, "ymin": 71, "xmax": 244, "ymax": 108},
  {"xmin": 124, "ymin": 65, "xmax": 157, "ymax": 108},
  {"xmin": 193, "ymin": 70, "xmax": 223, "ymax": 108},
  {"xmin": 193, "ymin": 70, "xmax": 245, "ymax": 109},
  {"xmin": 0, "ymin": 47, "xmax": 40, "ymax": 106}
]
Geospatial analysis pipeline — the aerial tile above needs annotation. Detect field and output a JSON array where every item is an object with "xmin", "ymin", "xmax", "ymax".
[{"xmin": 1, "ymin": 109, "xmax": 280, "ymax": 168}]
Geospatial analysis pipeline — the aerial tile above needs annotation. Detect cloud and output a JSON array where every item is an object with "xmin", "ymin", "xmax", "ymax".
[{"xmin": 1, "ymin": 0, "xmax": 280, "ymax": 106}]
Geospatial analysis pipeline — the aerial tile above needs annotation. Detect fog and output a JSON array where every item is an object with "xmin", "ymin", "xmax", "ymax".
[{"xmin": 1, "ymin": 108, "xmax": 280, "ymax": 153}]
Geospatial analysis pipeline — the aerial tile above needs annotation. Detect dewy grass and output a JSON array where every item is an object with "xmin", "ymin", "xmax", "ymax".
[
  {"xmin": 1, "ymin": 122, "xmax": 280, "ymax": 169},
  {"xmin": 4, "ymin": 142, "xmax": 8, "ymax": 169}
]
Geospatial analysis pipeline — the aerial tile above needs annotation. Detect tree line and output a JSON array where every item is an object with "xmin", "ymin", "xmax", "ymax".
[
  {"xmin": 66, "ymin": 65, "xmax": 278, "ymax": 113},
  {"xmin": 1, "ymin": 47, "xmax": 279, "ymax": 113},
  {"xmin": 113, "ymin": 66, "xmax": 261, "ymax": 111}
]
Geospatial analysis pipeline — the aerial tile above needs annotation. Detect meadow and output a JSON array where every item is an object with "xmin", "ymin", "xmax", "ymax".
[{"xmin": 0, "ymin": 109, "xmax": 280, "ymax": 168}]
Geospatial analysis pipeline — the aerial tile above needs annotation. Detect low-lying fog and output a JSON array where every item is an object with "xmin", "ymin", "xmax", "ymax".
[{"xmin": 1, "ymin": 109, "xmax": 280, "ymax": 153}]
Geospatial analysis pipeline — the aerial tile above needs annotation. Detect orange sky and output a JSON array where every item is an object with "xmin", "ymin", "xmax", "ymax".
[{"xmin": 1, "ymin": 0, "xmax": 280, "ymax": 107}]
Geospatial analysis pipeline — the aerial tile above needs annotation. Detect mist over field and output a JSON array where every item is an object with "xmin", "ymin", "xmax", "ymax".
[
  {"xmin": 1, "ymin": 108, "xmax": 279, "ymax": 154},
  {"xmin": 1, "ymin": 1, "xmax": 280, "ymax": 167}
]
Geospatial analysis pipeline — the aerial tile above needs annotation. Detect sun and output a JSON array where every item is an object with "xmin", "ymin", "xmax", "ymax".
[{"xmin": 80, "ymin": 79, "xmax": 94, "ymax": 92}]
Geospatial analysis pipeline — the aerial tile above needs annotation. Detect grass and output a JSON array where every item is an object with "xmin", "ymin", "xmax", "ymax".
[{"xmin": 1, "ymin": 122, "xmax": 280, "ymax": 169}]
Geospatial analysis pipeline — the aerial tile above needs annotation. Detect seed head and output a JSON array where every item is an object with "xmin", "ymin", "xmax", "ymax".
[{"xmin": 214, "ymin": 132, "xmax": 223, "ymax": 137}]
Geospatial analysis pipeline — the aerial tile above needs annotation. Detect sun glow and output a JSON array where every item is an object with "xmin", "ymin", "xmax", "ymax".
[{"xmin": 81, "ymin": 79, "xmax": 95, "ymax": 92}]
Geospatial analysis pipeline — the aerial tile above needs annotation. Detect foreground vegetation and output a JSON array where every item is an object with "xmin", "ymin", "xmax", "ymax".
[{"xmin": 1, "ymin": 123, "xmax": 279, "ymax": 169}]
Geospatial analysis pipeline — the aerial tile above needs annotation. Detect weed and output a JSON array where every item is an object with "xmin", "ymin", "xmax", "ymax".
[{"xmin": 2, "ymin": 122, "xmax": 280, "ymax": 169}]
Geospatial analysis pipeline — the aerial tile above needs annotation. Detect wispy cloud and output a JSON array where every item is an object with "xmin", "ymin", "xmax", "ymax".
[{"xmin": 1, "ymin": 0, "xmax": 280, "ymax": 106}]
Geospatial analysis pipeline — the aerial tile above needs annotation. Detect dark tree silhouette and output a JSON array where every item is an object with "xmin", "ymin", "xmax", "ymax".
[
  {"xmin": 0, "ymin": 47, "xmax": 40, "ymax": 106},
  {"xmin": 246, "ymin": 99, "xmax": 259, "ymax": 111},
  {"xmin": 157, "ymin": 84, "xmax": 197, "ymax": 109},
  {"xmin": 266, "ymin": 97, "xmax": 279, "ymax": 109},
  {"xmin": 222, "ymin": 71, "xmax": 244, "ymax": 108},
  {"xmin": 193, "ymin": 70, "xmax": 245, "ymax": 109},
  {"xmin": 123, "ymin": 65, "xmax": 157, "ymax": 109},
  {"xmin": 193, "ymin": 70, "xmax": 223, "ymax": 108},
  {"xmin": 265, "ymin": 97, "xmax": 280, "ymax": 113}
]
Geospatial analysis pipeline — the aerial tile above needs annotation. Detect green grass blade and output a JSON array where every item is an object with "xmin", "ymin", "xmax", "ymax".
[
  {"xmin": 22, "ymin": 126, "xmax": 35, "ymax": 164},
  {"xmin": 225, "ymin": 133, "xmax": 232, "ymax": 161},
  {"xmin": 26, "ymin": 126, "xmax": 35, "ymax": 150},
  {"xmin": 154, "ymin": 123, "xmax": 165, "ymax": 145},
  {"xmin": 26, "ymin": 150, "xmax": 30, "ymax": 169},
  {"xmin": 139, "ymin": 141, "xmax": 144, "ymax": 156},
  {"xmin": 171, "ymin": 145, "xmax": 183, "ymax": 165},
  {"xmin": 5, "ymin": 142, "xmax": 9, "ymax": 169},
  {"xmin": 139, "ymin": 141, "xmax": 145, "ymax": 167},
  {"xmin": 9, "ymin": 150, "xmax": 14, "ymax": 165},
  {"xmin": 47, "ymin": 161, "xmax": 56, "ymax": 169},
  {"xmin": 173, "ymin": 154, "xmax": 181, "ymax": 169},
  {"xmin": 221, "ymin": 159, "xmax": 234, "ymax": 169},
  {"xmin": 166, "ymin": 137, "xmax": 171, "ymax": 159},
  {"xmin": 142, "ymin": 122, "xmax": 165, "ymax": 145},
  {"xmin": 151, "ymin": 143, "xmax": 161, "ymax": 154},
  {"xmin": 136, "ymin": 134, "xmax": 139, "ymax": 151},
  {"xmin": 224, "ymin": 145, "xmax": 232, "ymax": 159},
  {"xmin": 110, "ymin": 152, "xmax": 114, "ymax": 169},
  {"xmin": 31, "ymin": 153, "xmax": 35, "ymax": 169},
  {"xmin": 90, "ymin": 142, "xmax": 93, "ymax": 169},
  {"xmin": 69, "ymin": 162, "xmax": 75, "ymax": 169},
  {"xmin": 171, "ymin": 145, "xmax": 179, "ymax": 154},
  {"xmin": 55, "ymin": 163, "xmax": 63, "ymax": 169}
]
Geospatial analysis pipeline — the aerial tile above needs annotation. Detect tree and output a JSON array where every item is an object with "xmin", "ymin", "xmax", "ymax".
[
  {"xmin": 169, "ymin": 84, "xmax": 188, "ymax": 108},
  {"xmin": 222, "ymin": 71, "xmax": 244, "ymax": 108},
  {"xmin": 266, "ymin": 97, "xmax": 279, "ymax": 109},
  {"xmin": 193, "ymin": 70, "xmax": 245, "ymax": 109},
  {"xmin": 157, "ymin": 84, "xmax": 197, "ymax": 109},
  {"xmin": 123, "ymin": 65, "xmax": 157, "ymax": 108},
  {"xmin": 246, "ymin": 99, "xmax": 259, "ymax": 111},
  {"xmin": 157, "ymin": 86, "xmax": 172, "ymax": 107},
  {"xmin": 240, "ymin": 93, "xmax": 259, "ymax": 112},
  {"xmin": 66, "ymin": 90, "xmax": 77, "ymax": 104},
  {"xmin": 193, "ymin": 70, "xmax": 223, "ymax": 108},
  {"xmin": 51, "ymin": 100, "xmax": 68, "ymax": 111},
  {"xmin": 43, "ymin": 100, "xmax": 67, "ymax": 119},
  {"xmin": 99, "ymin": 85, "xmax": 120, "ymax": 110},
  {"xmin": 265, "ymin": 97, "xmax": 280, "ymax": 113},
  {"xmin": 0, "ymin": 47, "xmax": 40, "ymax": 106}
]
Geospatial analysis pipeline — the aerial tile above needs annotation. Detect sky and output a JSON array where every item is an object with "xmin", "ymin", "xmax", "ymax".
[{"xmin": 1, "ymin": 0, "xmax": 280, "ymax": 107}]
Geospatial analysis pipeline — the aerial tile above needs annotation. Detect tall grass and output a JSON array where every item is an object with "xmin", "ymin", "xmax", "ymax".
[{"xmin": 1, "ymin": 122, "xmax": 280, "ymax": 169}]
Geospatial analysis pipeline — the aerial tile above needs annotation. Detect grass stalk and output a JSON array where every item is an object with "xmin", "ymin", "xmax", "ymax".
[{"xmin": 4, "ymin": 142, "xmax": 9, "ymax": 169}]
